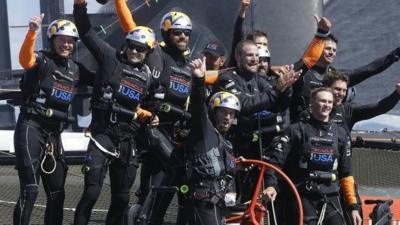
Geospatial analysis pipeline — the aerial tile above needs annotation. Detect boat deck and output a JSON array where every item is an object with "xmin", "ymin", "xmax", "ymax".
[{"xmin": 1, "ymin": 147, "xmax": 400, "ymax": 225}]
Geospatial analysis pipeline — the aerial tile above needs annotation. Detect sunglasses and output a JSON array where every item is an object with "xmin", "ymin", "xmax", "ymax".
[
  {"xmin": 127, "ymin": 43, "xmax": 149, "ymax": 53},
  {"xmin": 259, "ymin": 57, "xmax": 270, "ymax": 63},
  {"xmin": 171, "ymin": 29, "xmax": 191, "ymax": 37}
]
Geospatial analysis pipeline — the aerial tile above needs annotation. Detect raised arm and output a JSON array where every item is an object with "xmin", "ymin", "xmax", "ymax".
[
  {"xmin": 115, "ymin": 0, "xmax": 137, "ymax": 33},
  {"xmin": 350, "ymin": 82, "xmax": 400, "ymax": 127},
  {"xmin": 189, "ymin": 57, "xmax": 208, "ymax": 125},
  {"xmin": 302, "ymin": 16, "xmax": 332, "ymax": 69},
  {"xmin": 346, "ymin": 48, "xmax": 400, "ymax": 86},
  {"xmin": 228, "ymin": 0, "xmax": 250, "ymax": 67},
  {"xmin": 73, "ymin": 0, "xmax": 116, "ymax": 64},
  {"xmin": 19, "ymin": 14, "xmax": 44, "ymax": 70}
]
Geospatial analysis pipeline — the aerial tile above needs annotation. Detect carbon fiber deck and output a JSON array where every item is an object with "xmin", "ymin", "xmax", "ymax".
[
  {"xmin": 0, "ymin": 164, "xmax": 178, "ymax": 225},
  {"xmin": 1, "ymin": 148, "xmax": 400, "ymax": 224}
]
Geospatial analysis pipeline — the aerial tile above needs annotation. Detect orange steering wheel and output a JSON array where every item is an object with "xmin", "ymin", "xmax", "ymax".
[{"xmin": 225, "ymin": 158, "xmax": 303, "ymax": 225}]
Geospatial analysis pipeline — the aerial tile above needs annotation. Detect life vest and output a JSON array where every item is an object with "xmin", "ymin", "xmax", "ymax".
[
  {"xmin": 297, "ymin": 121, "xmax": 340, "ymax": 194},
  {"xmin": 186, "ymin": 132, "xmax": 236, "ymax": 204},
  {"xmin": 186, "ymin": 132, "xmax": 236, "ymax": 183},
  {"xmin": 96, "ymin": 63, "xmax": 150, "ymax": 120},
  {"xmin": 20, "ymin": 51, "xmax": 79, "ymax": 113},
  {"xmin": 151, "ymin": 48, "xmax": 191, "ymax": 121}
]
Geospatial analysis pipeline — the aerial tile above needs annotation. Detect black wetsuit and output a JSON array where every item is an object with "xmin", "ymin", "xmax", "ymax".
[
  {"xmin": 137, "ymin": 42, "xmax": 192, "ymax": 225},
  {"xmin": 213, "ymin": 69, "xmax": 291, "ymax": 202},
  {"xmin": 266, "ymin": 117, "xmax": 352, "ymax": 225},
  {"xmin": 73, "ymin": 4, "xmax": 152, "ymax": 225},
  {"xmin": 291, "ymin": 50, "xmax": 400, "ymax": 122},
  {"xmin": 13, "ymin": 50, "xmax": 93, "ymax": 225},
  {"xmin": 185, "ymin": 76, "xmax": 236, "ymax": 225},
  {"xmin": 332, "ymin": 91, "xmax": 400, "ymax": 133},
  {"xmin": 227, "ymin": 16, "xmax": 245, "ymax": 67}
]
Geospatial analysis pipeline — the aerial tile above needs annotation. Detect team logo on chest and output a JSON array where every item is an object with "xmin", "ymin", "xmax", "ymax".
[
  {"xmin": 51, "ymin": 82, "xmax": 73, "ymax": 102},
  {"xmin": 170, "ymin": 75, "xmax": 190, "ymax": 94},
  {"xmin": 118, "ymin": 79, "xmax": 144, "ymax": 101},
  {"xmin": 309, "ymin": 137, "xmax": 335, "ymax": 164}
]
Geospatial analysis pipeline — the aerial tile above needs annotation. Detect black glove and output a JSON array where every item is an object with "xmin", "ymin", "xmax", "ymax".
[{"xmin": 390, "ymin": 47, "xmax": 400, "ymax": 61}]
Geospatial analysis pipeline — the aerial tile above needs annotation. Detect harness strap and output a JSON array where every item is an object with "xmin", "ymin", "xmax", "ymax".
[{"xmin": 84, "ymin": 130, "xmax": 120, "ymax": 158}]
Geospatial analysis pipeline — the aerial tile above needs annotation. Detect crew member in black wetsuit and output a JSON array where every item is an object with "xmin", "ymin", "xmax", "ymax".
[
  {"xmin": 213, "ymin": 39, "xmax": 300, "ymax": 202},
  {"xmin": 73, "ymin": 1, "xmax": 158, "ymax": 224},
  {"xmin": 186, "ymin": 57, "xmax": 239, "ymax": 225},
  {"xmin": 228, "ymin": 0, "xmax": 269, "ymax": 67},
  {"xmin": 324, "ymin": 70, "xmax": 400, "ymax": 135},
  {"xmin": 290, "ymin": 17, "xmax": 400, "ymax": 122},
  {"xmin": 14, "ymin": 14, "xmax": 94, "ymax": 225},
  {"xmin": 321, "ymin": 70, "xmax": 400, "ymax": 225},
  {"xmin": 265, "ymin": 87, "xmax": 360, "ymax": 225},
  {"xmin": 113, "ymin": 1, "xmax": 194, "ymax": 223}
]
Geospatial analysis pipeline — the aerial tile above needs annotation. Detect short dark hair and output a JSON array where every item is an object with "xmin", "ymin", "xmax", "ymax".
[
  {"xmin": 246, "ymin": 30, "xmax": 268, "ymax": 41},
  {"xmin": 323, "ymin": 70, "xmax": 349, "ymax": 87},
  {"xmin": 310, "ymin": 87, "xmax": 333, "ymax": 101},
  {"xmin": 235, "ymin": 39, "xmax": 257, "ymax": 57},
  {"xmin": 323, "ymin": 33, "xmax": 338, "ymax": 44}
]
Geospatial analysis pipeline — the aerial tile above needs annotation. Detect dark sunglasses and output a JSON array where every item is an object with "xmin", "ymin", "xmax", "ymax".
[
  {"xmin": 171, "ymin": 29, "xmax": 191, "ymax": 37},
  {"xmin": 127, "ymin": 43, "xmax": 149, "ymax": 53},
  {"xmin": 259, "ymin": 57, "xmax": 270, "ymax": 63}
]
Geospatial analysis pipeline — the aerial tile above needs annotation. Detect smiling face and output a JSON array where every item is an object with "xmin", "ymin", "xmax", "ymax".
[
  {"xmin": 237, "ymin": 43, "xmax": 259, "ymax": 74},
  {"xmin": 52, "ymin": 35, "xmax": 75, "ymax": 58},
  {"xmin": 168, "ymin": 29, "xmax": 190, "ymax": 51},
  {"xmin": 317, "ymin": 39, "xmax": 337, "ymax": 67},
  {"xmin": 126, "ymin": 41, "xmax": 149, "ymax": 64},
  {"xmin": 311, "ymin": 90, "xmax": 334, "ymax": 122},
  {"xmin": 330, "ymin": 80, "xmax": 348, "ymax": 105}
]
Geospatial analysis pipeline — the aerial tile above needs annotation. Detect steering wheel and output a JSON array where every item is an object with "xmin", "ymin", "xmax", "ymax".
[{"xmin": 225, "ymin": 158, "xmax": 303, "ymax": 225}]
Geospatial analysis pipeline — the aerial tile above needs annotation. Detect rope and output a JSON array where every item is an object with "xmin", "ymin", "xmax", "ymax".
[
  {"xmin": 40, "ymin": 143, "xmax": 57, "ymax": 174},
  {"xmin": 317, "ymin": 202, "xmax": 327, "ymax": 225},
  {"xmin": 84, "ymin": 130, "xmax": 120, "ymax": 158},
  {"xmin": 270, "ymin": 199, "xmax": 278, "ymax": 225}
]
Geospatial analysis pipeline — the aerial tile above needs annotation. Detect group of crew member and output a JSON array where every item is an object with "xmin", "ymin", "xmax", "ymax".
[{"xmin": 13, "ymin": 0, "xmax": 400, "ymax": 224}]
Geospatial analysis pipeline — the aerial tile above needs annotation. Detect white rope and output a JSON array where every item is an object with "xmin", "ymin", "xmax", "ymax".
[
  {"xmin": 270, "ymin": 199, "xmax": 278, "ymax": 225},
  {"xmin": 85, "ymin": 131, "xmax": 120, "ymax": 158},
  {"xmin": 40, "ymin": 153, "xmax": 56, "ymax": 174},
  {"xmin": 317, "ymin": 202, "xmax": 327, "ymax": 225},
  {"xmin": 40, "ymin": 143, "xmax": 56, "ymax": 174}
]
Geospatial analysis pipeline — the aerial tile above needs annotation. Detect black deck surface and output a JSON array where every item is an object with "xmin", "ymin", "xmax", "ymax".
[{"xmin": 1, "ymin": 148, "xmax": 400, "ymax": 225}]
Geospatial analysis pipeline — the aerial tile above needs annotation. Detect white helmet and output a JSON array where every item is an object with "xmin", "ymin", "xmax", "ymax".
[
  {"xmin": 209, "ymin": 91, "xmax": 241, "ymax": 112},
  {"xmin": 47, "ymin": 19, "xmax": 79, "ymax": 40},
  {"xmin": 160, "ymin": 11, "xmax": 192, "ymax": 32},
  {"xmin": 126, "ymin": 26, "xmax": 156, "ymax": 49},
  {"xmin": 258, "ymin": 46, "xmax": 270, "ymax": 58}
]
